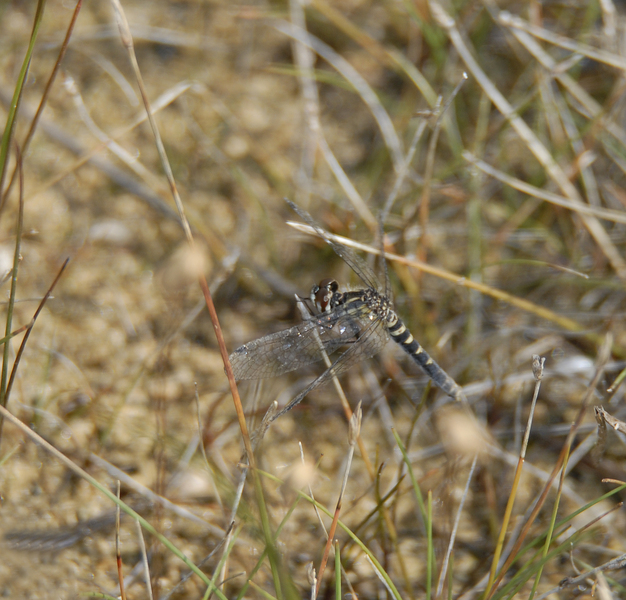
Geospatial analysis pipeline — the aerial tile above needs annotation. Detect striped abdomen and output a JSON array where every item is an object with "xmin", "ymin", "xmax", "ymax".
[{"xmin": 386, "ymin": 312, "xmax": 465, "ymax": 402}]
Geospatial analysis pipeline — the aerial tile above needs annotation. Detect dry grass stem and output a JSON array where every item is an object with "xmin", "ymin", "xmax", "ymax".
[
  {"xmin": 136, "ymin": 519, "xmax": 154, "ymax": 600},
  {"xmin": 115, "ymin": 481, "xmax": 127, "ymax": 600}
]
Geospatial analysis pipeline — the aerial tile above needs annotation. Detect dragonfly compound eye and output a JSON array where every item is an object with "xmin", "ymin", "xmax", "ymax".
[{"xmin": 312, "ymin": 278, "xmax": 338, "ymax": 313}]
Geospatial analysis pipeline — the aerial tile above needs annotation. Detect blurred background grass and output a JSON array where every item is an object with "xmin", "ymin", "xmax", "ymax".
[{"xmin": 0, "ymin": 0, "xmax": 625, "ymax": 598}]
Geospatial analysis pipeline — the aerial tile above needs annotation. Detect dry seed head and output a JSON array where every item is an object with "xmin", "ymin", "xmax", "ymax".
[
  {"xmin": 348, "ymin": 402, "xmax": 362, "ymax": 446},
  {"xmin": 306, "ymin": 562, "xmax": 317, "ymax": 587},
  {"xmin": 532, "ymin": 355, "xmax": 545, "ymax": 381}
]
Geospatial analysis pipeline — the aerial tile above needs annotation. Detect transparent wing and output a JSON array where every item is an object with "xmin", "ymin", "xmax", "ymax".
[
  {"xmin": 287, "ymin": 201, "xmax": 383, "ymax": 293},
  {"xmin": 270, "ymin": 312, "xmax": 390, "ymax": 421},
  {"xmin": 229, "ymin": 307, "xmax": 372, "ymax": 381},
  {"xmin": 316, "ymin": 312, "xmax": 388, "ymax": 379}
]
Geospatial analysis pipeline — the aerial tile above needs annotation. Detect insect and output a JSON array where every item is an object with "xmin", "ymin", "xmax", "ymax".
[{"xmin": 229, "ymin": 202, "xmax": 465, "ymax": 423}]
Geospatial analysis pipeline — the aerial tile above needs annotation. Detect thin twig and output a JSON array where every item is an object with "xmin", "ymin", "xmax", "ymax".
[
  {"xmin": 136, "ymin": 519, "xmax": 154, "ymax": 600},
  {"xmin": 499, "ymin": 11, "xmax": 626, "ymax": 72},
  {"xmin": 5, "ymin": 258, "xmax": 69, "ymax": 404},
  {"xmin": 116, "ymin": 481, "xmax": 127, "ymax": 600},
  {"xmin": 463, "ymin": 153, "xmax": 626, "ymax": 225}
]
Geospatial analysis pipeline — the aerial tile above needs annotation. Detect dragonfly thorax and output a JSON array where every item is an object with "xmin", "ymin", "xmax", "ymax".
[
  {"xmin": 360, "ymin": 287, "xmax": 396, "ymax": 324},
  {"xmin": 323, "ymin": 283, "xmax": 397, "ymax": 325}
]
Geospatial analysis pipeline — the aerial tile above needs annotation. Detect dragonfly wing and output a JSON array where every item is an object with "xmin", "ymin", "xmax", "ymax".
[
  {"xmin": 229, "ymin": 313, "xmax": 364, "ymax": 380},
  {"xmin": 270, "ymin": 316, "xmax": 389, "ymax": 421},
  {"xmin": 326, "ymin": 315, "xmax": 389, "ymax": 378}
]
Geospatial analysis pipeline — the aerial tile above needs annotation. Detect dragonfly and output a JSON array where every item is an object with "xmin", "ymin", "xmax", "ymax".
[{"xmin": 229, "ymin": 201, "xmax": 466, "ymax": 424}]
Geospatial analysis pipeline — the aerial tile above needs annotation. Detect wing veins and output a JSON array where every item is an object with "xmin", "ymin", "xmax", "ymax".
[
  {"xmin": 229, "ymin": 308, "xmax": 369, "ymax": 380},
  {"xmin": 269, "ymin": 311, "xmax": 389, "ymax": 422}
]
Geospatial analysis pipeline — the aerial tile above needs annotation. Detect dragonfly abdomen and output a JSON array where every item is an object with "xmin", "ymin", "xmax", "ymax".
[{"xmin": 387, "ymin": 313, "xmax": 465, "ymax": 402}]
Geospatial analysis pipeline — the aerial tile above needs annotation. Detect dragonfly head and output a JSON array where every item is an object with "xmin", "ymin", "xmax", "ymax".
[{"xmin": 311, "ymin": 278, "xmax": 339, "ymax": 313}]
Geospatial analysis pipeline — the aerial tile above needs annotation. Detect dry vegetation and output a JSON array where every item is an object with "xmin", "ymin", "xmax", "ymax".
[{"xmin": 0, "ymin": 0, "xmax": 626, "ymax": 598}]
